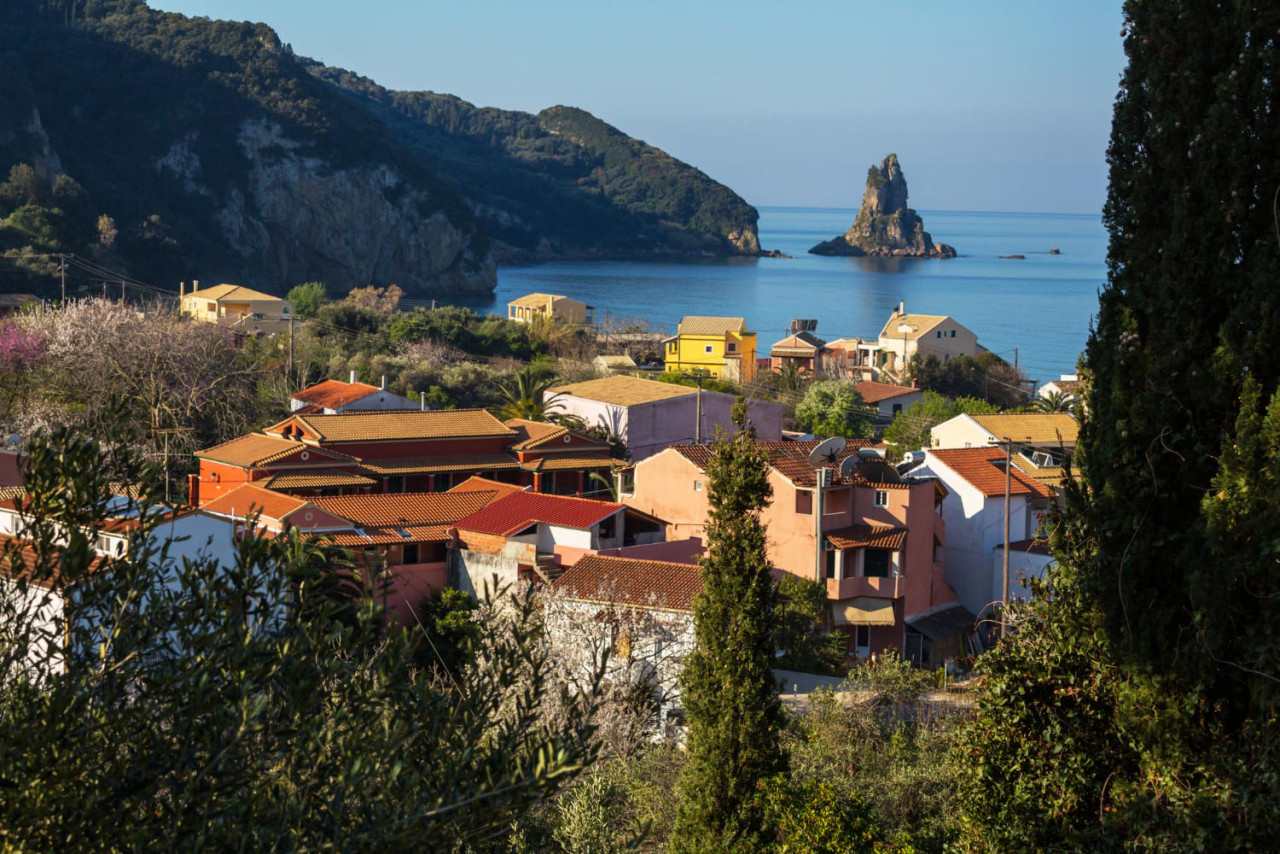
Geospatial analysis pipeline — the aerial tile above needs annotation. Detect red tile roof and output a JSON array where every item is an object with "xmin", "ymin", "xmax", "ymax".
[
  {"xmin": 266, "ymin": 409, "xmax": 515, "ymax": 443},
  {"xmin": 456, "ymin": 491, "xmax": 624, "ymax": 537},
  {"xmin": 929, "ymin": 448, "xmax": 1054, "ymax": 499},
  {"xmin": 200, "ymin": 484, "xmax": 311, "ymax": 523},
  {"xmin": 290, "ymin": 379, "xmax": 381, "ymax": 409},
  {"xmin": 0, "ymin": 533, "xmax": 109, "ymax": 588},
  {"xmin": 448, "ymin": 476, "xmax": 529, "ymax": 500},
  {"xmin": 197, "ymin": 433, "xmax": 356, "ymax": 467},
  {"xmin": 553, "ymin": 554, "xmax": 703, "ymax": 611},
  {"xmin": 855, "ymin": 381, "xmax": 919, "ymax": 404},
  {"xmin": 825, "ymin": 525, "xmax": 908, "ymax": 550}
]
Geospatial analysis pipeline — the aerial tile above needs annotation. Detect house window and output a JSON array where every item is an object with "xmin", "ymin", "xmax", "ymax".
[
  {"xmin": 694, "ymin": 480, "xmax": 703, "ymax": 491},
  {"xmin": 892, "ymin": 403, "xmax": 903, "ymax": 415},
  {"xmin": 403, "ymin": 544, "xmax": 420, "ymax": 564},
  {"xmin": 795, "ymin": 492, "xmax": 813, "ymax": 515},
  {"xmin": 951, "ymin": 330, "xmax": 956, "ymax": 337},
  {"xmin": 874, "ymin": 490, "xmax": 889, "ymax": 507},
  {"xmin": 668, "ymin": 342, "xmax": 677, "ymax": 354},
  {"xmin": 855, "ymin": 625, "xmax": 871, "ymax": 649},
  {"xmin": 864, "ymin": 548, "xmax": 891, "ymax": 578},
  {"xmin": 727, "ymin": 343, "xmax": 736, "ymax": 353},
  {"xmin": 704, "ymin": 344, "xmax": 714, "ymax": 354},
  {"xmin": 825, "ymin": 548, "xmax": 837, "ymax": 579},
  {"xmin": 936, "ymin": 330, "xmax": 942, "ymax": 338}
]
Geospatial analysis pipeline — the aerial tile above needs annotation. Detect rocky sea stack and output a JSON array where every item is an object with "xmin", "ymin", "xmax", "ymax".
[{"xmin": 810, "ymin": 154, "xmax": 956, "ymax": 258}]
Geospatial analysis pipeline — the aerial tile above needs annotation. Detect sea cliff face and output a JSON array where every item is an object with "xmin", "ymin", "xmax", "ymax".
[{"xmin": 810, "ymin": 154, "xmax": 956, "ymax": 258}]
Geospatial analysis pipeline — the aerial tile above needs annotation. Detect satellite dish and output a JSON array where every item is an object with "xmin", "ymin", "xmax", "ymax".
[
  {"xmin": 6, "ymin": 434, "xmax": 19, "ymax": 448},
  {"xmin": 839, "ymin": 456, "xmax": 860, "ymax": 480},
  {"xmin": 857, "ymin": 447, "xmax": 886, "ymax": 461},
  {"xmin": 859, "ymin": 459, "xmax": 903, "ymax": 485},
  {"xmin": 807, "ymin": 436, "xmax": 846, "ymax": 468}
]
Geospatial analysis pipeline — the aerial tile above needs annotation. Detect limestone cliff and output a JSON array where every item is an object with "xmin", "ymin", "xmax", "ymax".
[{"xmin": 810, "ymin": 154, "xmax": 956, "ymax": 258}]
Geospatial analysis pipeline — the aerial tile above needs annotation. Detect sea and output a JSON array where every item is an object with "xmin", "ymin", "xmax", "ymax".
[{"xmin": 451, "ymin": 207, "xmax": 1107, "ymax": 385}]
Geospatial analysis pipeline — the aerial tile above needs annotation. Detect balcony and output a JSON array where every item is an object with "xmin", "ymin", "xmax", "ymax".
[{"xmin": 826, "ymin": 575, "xmax": 904, "ymax": 600}]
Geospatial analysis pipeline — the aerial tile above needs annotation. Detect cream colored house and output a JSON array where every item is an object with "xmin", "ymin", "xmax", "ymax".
[
  {"xmin": 930, "ymin": 412, "xmax": 1079, "ymax": 453},
  {"xmin": 180, "ymin": 282, "xmax": 293, "ymax": 336},
  {"xmin": 507, "ymin": 293, "xmax": 594, "ymax": 326},
  {"xmin": 876, "ymin": 302, "xmax": 982, "ymax": 378}
]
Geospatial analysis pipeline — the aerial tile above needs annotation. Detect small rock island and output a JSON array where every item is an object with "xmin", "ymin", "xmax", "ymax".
[{"xmin": 810, "ymin": 153, "xmax": 956, "ymax": 258}]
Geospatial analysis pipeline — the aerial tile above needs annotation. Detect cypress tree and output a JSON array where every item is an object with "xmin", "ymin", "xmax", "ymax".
[{"xmin": 669, "ymin": 425, "xmax": 786, "ymax": 853}]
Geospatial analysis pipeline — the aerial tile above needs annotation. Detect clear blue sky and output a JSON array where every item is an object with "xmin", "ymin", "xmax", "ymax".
[{"xmin": 151, "ymin": 0, "xmax": 1126, "ymax": 214}]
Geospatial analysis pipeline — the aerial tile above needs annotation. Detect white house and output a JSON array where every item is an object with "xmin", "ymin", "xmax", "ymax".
[
  {"xmin": 543, "ymin": 554, "xmax": 701, "ymax": 736},
  {"xmin": 290, "ymin": 374, "xmax": 421, "ymax": 414},
  {"xmin": 913, "ymin": 448, "xmax": 1053, "ymax": 620},
  {"xmin": 997, "ymin": 538, "xmax": 1055, "ymax": 605},
  {"xmin": 929, "ymin": 412, "xmax": 1079, "ymax": 456},
  {"xmin": 855, "ymin": 381, "xmax": 924, "ymax": 424},
  {"xmin": 876, "ymin": 302, "xmax": 984, "ymax": 378}
]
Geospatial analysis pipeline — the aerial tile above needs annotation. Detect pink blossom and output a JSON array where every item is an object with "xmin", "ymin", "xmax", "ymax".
[{"xmin": 0, "ymin": 321, "xmax": 46, "ymax": 374}]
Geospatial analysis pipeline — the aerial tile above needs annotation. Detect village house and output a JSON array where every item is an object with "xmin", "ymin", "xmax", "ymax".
[
  {"xmin": 824, "ymin": 337, "xmax": 881, "ymax": 382},
  {"xmin": 547, "ymin": 375, "xmax": 783, "ymax": 461},
  {"xmin": 769, "ymin": 330, "xmax": 826, "ymax": 375},
  {"xmin": 929, "ymin": 412, "xmax": 1078, "ymax": 456},
  {"xmin": 1038, "ymin": 373, "xmax": 1085, "ymax": 401},
  {"xmin": 448, "ymin": 490, "xmax": 641, "ymax": 598},
  {"xmin": 179, "ymin": 281, "xmax": 293, "ymax": 337},
  {"xmin": 544, "ymin": 554, "xmax": 703, "ymax": 733},
  {"xmin": 592, "ymin": 353, "xmax": 638, "ymax": 375},
  {"xmin": 624, "ymin": 439, "xmax": 968, "ymax": 663},
  {"xmin": 663, "ymin": 316, "xmax": 758, "ymax": 383},
  {"xmin": 199, "ymin": 483, "xmax": 496, "ymax": 624},
  {"xmin": 856, "ymin": 380, "xmax": 924, "ymax": 425},
  {"xmin": 290, "ymin": 375, "xmax": 421, "ymax": 415},
  {"xmin": 192, "ymin": 410, "xmax": 618, "ymax": 504},
  {"xmin": 912, "ymin": 448, "xmax": 1054, "ymax": 623},
  {"xmin": 507, "ymin": 293, "xmax": 594, "ymax": 326},
  {"xmin": 876, "ymin": 302, "xmax": 983, "ymax": 379}
]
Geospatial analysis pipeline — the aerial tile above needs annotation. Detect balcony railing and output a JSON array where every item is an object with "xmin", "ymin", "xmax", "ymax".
[{"xmin": 826, "ymin": 575, "xmax": 904, "ymax": 600}]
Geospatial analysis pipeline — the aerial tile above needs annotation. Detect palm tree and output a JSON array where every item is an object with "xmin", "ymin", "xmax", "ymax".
[
  {"xmin": 1030, "ymin": 390, "xmax": 1076, "ymax": 413},
  {"xmin": 497, "ymin": 365, "xmax": 566, "ymax": 421}
]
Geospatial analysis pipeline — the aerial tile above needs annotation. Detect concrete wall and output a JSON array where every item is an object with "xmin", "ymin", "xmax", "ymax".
[
  {"xmin": 928, "ymin": 415, "xmax": 991, "ymax": 450},
  {"xmin": 999, "ymin": 549, "xmax": 1055, "ymax": 602}
]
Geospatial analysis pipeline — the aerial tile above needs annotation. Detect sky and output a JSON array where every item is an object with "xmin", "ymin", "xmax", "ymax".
[{"xmin": 151, "ymin": 0, "xmax": 1127, "ymax": 214}]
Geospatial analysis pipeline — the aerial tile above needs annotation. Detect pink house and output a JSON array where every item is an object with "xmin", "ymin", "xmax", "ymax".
[{"xmin": 624, "ymin": 440, "xmax": 967, "ymax": 663}]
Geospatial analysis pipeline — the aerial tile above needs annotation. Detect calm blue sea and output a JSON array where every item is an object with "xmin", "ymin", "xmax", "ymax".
[{"xmin": 454, "ymin": 207, "xmax": 1107, "ymax": 384}]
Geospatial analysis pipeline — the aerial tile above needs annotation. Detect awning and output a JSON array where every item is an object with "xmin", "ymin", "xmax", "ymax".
[
  {"xmin": 905, "ymin": 602, "xmax": 978, "ymax": 641},
  {"xmin": 825, "ymin": 525, "xmax": 907, "ymax": 550},
  {"xmin": 832, "ymin": 597, "xmax": 896, "ymax": 626}
]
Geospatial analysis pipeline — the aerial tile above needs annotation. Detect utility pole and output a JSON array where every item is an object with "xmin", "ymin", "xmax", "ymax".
[
  {"xmin": 814, "ymin": 467, "xmax": 828, "ymax": 584},
  {"xmin": 684, "ymin": 370, "xmax": 708, "ymax": 443},
  {"xmin": 120, "ymin": 280, "xmax": 126, "ymax": 302},
  {"xmin": 59, "ymin": 254, "xmax": 66, "ymax": 303},
  {"xmin": 1001, "ymin": 435, "xmax": 1012, "ymax": 639},
  {"xmin": 288, "ymin": 314, "xmax": 295, "ymax": 391}
]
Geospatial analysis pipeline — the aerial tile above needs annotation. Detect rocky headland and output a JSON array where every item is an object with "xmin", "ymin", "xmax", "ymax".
[{"xmin": 810, "ymin": 154, "xmax": 956, "ymax": 259}]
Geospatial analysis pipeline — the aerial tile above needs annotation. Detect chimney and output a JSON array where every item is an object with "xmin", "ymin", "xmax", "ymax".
[
  {"xmin": 897, "ymin": 300, "xmax": 905, "ymax": 316},
  {"xmin": 180, "ymin": 281, "xmax": 185, "ymax": 299},
  {"xmin": 192, "ymin": 280, "xmax": 199, "ymax": 293},
  {"xmin": 349, "ymin": 369, "xmax": 357, "ymax": 384},
  {"xmin": 420, "ymin": 395, "xmax": 427, "ymax": 411},
  {"xmin": 380, "ymin": 375, "xmax": 387, "ymax": 390}
]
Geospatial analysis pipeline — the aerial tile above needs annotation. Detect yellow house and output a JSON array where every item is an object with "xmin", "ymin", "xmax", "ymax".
[
  {"xmin": 663, "ymin": 316, "xmax": 757, "ymax": 384},
  {"xmin": 507, "ymin": 293, "xmax": 594, "ymax": 325},
  {"xmin": 180, "ymin": 282, "xmax": 293, "ymax": 336}
]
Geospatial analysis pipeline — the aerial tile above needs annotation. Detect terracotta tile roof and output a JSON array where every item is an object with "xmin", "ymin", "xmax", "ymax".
[
  {"xmin": 679, "ymin": 316, "xmax": 748, "ymax": 336},
  {"xmin": 550, "ymin": 375, "xmax": 697, "ymax": 406},
  {"xmin": 968, "ymin": 413, "xmax": 1079, "ymax": 445},
  {"xmin": 553, "ymin": 554, "xmax": 703, "ymax": 611},
  {"xmin": 200, "ymin": 484, "xmax": 312, "ymax": 523},
  {"xmin": 825, "ymin": 524, "xmax": 908, "ymax": 550},
  {"xmin": 290, "ymin": 379, "xmax": 381, "ymax": 409},
  {"xmin": 929, "ymin": 448, "xmax": 1054, "ymax": 499},
  {"xmin": 326, "ymin": 526, "xmax": 453, "ymax": 547},
  {"xmin": 503, "ymin": 418, "xmax": 607, "ymax": 452},
  {"xmin": 1044, "ymin": 379, "xmax": 1085, "ymax": 396},
  {"xmin": 0, "ymin": 533, "xmax": 110, "ymax": 588},
  {"xmin": 359, "ymin": 454, "xmax": 521, "ymax": 475},
  {"xmin": 261, "ymin": 470, "xmax": 377, "ymax": 490},
  {"xmin": 456, "ymin": 491, "xmax": 624, "ymax": 537},
  {"xmin": 671, "ymin": 439, "xmax": 878, "ymax": 488},
  {"xmin": 855, "ymin": 381, "xmax": 920, "ymax": 404},
  {"xmin": 197, "ymin": 433, "xmax": 321, "ymax": 467},
  {"xmin": 770, "ymin": 331, "xmax": 826, "ymax": 355},
  {"xmin": 310, "ymin": 492, "xmax": 495, "ymax": 528},
  {"xmin": 186, "ymin": 284, "xmax": 284, "ymax": 302},
  {"xmin": 508, "ymin": 292, "xmax": 570, "ymax": 308},
  {"xmin": 1003, "ymin": 538, "xmax": 1052, "ymax": 556},
  {"xmin": 878, "ymin": 312, "xmax": 948, "ymax": 341},
  {"xmin": 448, "ymin": 476, "xmax": 529, "ymax": 500},
  {"xmin": 522, "ymin": 456, "xmax": 617, "ymax": 473},
  {"xmin": 268, "ymin": 409, "xmax": 515, "ymax": 443}
]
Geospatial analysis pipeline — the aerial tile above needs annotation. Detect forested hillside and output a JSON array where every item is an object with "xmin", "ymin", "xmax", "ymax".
[{"xmin": 0, "ymin": 1, "xmax": 761, "ymax": 300}]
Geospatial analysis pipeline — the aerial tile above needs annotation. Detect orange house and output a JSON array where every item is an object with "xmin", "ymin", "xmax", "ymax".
[{"xmin": 624, "ymin": 440, "xmax": 962, "ymax": 663}]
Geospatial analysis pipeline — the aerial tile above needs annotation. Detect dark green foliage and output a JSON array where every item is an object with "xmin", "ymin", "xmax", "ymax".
[
  {"xmin": 306, "ymin": 64, "xmax": 761, "ymax": 260},
  {"xmin": 757, "ymin": 775, "xmax": 911, "ymax": 854},
  {"xmin": 962, "ymin": 0, "xmax": 1280, "ymax": 846},
  {"xmin": 656, "ymin": 370, "xmax": 739, "ymax": 395},
  {"xmin": 670, "ymin": 427, "xmax": 787, "ymax": 852},
  {"xmin": 387, "ymin": 305, "xmax": 540, "ymax": 360},
  {"xmin": 911, "ymin": 352, "xmax": 1030, "ymax": 408},
  {"xmin": 0, "ymin": 423, "xmax": 601, "ymax": 850},
  {"xmin": 773, "ymin": 574, "xmax": 847, "ymax": 676},
  {"xmin": 881, "ymin": 391, "xmax": 999, "ymax": 452},
  {"xmin": 794, "ymin": 380, "xmax": 874, "ymax": 440},
  {"xmin": 286, "ymin": 280, "xmax": 329, "ymax": 319},
  {"xmin": 416, "ymin": 586, "xmax": 480, "ymax": 678}
]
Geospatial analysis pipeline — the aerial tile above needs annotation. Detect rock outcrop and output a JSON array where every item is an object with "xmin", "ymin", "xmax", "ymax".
[{"xmin": 810, "ymin": 154, "xmax": 956, "ymax": 258}]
